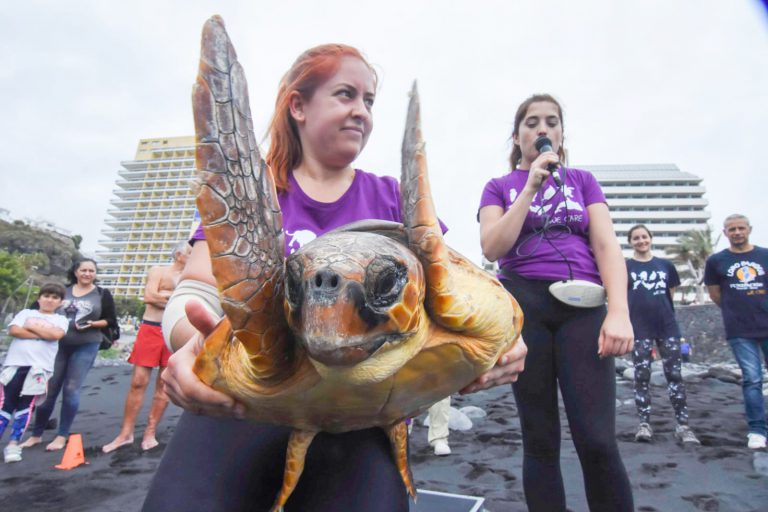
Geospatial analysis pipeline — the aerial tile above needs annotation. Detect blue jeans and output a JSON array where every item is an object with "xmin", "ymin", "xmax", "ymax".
[
  {"xmin": 728, "ymin": 337, "xmax": 768, "ymax": 437},
  {"xmin": 30, "ymin": 342, "xmax": 100, "ymax": 437}
]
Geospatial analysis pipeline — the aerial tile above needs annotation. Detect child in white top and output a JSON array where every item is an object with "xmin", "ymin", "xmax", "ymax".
[{"xmin": 1, "ymin": 283, "xmax": 68, "ymax": 463}]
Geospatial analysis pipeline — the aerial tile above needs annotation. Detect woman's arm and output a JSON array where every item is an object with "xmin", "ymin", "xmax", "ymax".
[
  {"xmin": 588, "ymin": 202, "xmax": 634, "ymax": 357},
  {"xmin": 479, "ymin": 190, "xmax": 536, "ymax": 261},
  {"xmin": 479, "ymin": 155, "xmax": 556, "ymax": 261},
  {"xmin": 160, "ymin": 240, "xmax": 245, "ymax": 418},
  {"xmin": 84, "ymin": 287, "xmax": 118, "ymax": 331},
  {"xmin": 169, "ymin": 241, "xmax": 216, "ymax": 351}
]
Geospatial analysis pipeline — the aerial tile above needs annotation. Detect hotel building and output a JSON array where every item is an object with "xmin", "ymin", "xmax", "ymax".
[
  {"xmin": 97, "ymin": 136, "xmax": 198, "ymax": 297},
  {"xmin": 584, "ymin": 163, "xmax": 710, "ymax": 257}
]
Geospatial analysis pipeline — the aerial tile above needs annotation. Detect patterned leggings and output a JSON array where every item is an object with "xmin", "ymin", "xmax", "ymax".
[
  {"xmin": 633, "ymin": 337, "xmax": 688, "ymax": 425},
  {"xmin": 0, "ymin": 367, "xmax": 36, "ymax": 442}
]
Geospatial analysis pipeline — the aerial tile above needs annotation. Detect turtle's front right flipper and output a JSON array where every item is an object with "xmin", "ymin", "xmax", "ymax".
[{"xmin": 192, "ymin": 16, "xmax": 293, "ymax": 383}]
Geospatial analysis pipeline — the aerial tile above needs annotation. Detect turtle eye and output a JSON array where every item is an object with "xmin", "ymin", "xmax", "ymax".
[{"xmin": 368, "ymin": 259, "xmax": 408, "ymax": 308}]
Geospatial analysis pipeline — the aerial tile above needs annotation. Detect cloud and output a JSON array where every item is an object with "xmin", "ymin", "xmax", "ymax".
[{"xmin": 0, "ymin": 1, "xmax": 766, "ymax": 263}]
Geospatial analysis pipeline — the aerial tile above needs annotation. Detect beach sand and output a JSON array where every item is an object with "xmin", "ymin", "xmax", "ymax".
[{"xmin": 2, "ymin": 357, "xmax": 768, "ymax": 511}]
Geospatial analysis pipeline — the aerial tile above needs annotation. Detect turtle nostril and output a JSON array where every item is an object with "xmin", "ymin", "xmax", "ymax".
[{"xmin": 311, "ymin": 270, "xmax": 341, "ymax": 292}]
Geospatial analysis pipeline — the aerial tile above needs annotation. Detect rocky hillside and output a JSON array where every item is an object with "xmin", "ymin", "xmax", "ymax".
[{"xmin": 0, "ymin": 218, "xmax": 82, "ymax": 279}]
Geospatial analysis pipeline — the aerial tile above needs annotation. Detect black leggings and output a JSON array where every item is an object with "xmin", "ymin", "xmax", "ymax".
[
  {"xmin": 502, "ymin": 274, "xmax": 633, "ymax": 512},
  {"xmin": 142, "ymin": 412, "xmax": 409, "ymax": 512}
]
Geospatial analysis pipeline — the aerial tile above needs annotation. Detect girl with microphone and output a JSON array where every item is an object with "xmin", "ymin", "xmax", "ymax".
[{"xmin": 477, "ymin": 94, "xmax": 634, "ymax": 511}]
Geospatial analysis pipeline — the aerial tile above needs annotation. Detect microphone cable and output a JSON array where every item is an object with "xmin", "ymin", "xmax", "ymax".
[{"xmin": 514, "ymin": 177, "xmax": 575, "ymax": 283}]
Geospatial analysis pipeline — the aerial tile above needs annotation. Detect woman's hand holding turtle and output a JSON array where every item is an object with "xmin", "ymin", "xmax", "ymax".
[
  {"xmin": 459, "ymin": 337, "xmax": 528, "ymax": 394},
  {"xmin": 161, "ymin": 300, "xmax": 246, "ymax": 419}
]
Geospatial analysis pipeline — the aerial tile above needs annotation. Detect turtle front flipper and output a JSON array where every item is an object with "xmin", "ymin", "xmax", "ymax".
[
  {"xmin": 270, "ymin": 429, "xmax": 318, "ymax": 512},
  {"xmin": 192, "ymin": 16, "xmax": 295, "ymax": 383},
  {"xmin": 400, "ymin": 84, "xmax": 522, "ymax": 366},
  {"xmin": 400, "ymin": 83, "xmax": 474, "ymax": 331},
  {"xmin": 386, "ymin": 421, "xmax": 417, "ymax": 500}
]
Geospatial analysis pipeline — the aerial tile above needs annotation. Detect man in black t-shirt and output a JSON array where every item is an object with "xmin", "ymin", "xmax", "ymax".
[{"xmin": 704, "ymin": 214, "xmax": 768, "ymax": 449}]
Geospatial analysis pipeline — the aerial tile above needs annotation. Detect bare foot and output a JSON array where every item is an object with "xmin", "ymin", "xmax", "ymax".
[
  {"xmin": 20, "ymin": 436, "xmax": 43, "ymax": 449},
  {"xmin": 141, "ymin": 435, "xmax": 159, "ymax": 451},
  {"xmin": 46, "ymin": 436, "xmax": 67, "ymax": 451},
  {"xmin": 102, "ymin": 435, "xmax": 134, "ymax": 454}
]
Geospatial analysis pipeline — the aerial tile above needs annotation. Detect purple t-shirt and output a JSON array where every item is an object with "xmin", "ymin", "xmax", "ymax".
[
  {"xmin": 193, "ymin": 169, "xmax": 402, "ymax": 256},
  {"xmin": 479, "ymin": 168, "xmax": 606, "ymax": 284}
]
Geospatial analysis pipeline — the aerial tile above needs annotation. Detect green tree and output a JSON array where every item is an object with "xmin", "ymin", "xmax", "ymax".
[
  {"xmin": 71, "ymin": 234, "xmax": 82, "ymax": 250},
  {"xmin": 0, "ymin": 250, "xmax": 26, "ymax": 298},
  {"xmin": 113, "ymin": 296, "xmax": 146, "ymax": 319},
  {"xmin": 665, "ymin": 227, "xmax": 719, "ymax": 304},
  {"xmin": 0, "ymin": 250, "xmax": 29, "ymax": 317}
]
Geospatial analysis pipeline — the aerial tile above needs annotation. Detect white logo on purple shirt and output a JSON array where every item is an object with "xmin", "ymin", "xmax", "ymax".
[
  {"xmin": 285, "ymin": 229, "xmax": 317, "ymax": 254},
  {"xmin": 528, "ymin": 185, "xmax": 584, "ymax": 215}
]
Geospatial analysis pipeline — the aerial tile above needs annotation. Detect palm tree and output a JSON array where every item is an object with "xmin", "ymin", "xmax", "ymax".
[{"xmin": 665, "ymin": 227, "xmax": 719, "ymax": 304}]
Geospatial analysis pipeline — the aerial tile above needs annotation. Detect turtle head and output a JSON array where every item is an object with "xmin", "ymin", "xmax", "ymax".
[{"xmin": 284, "ymin": 231, "xmax": 427, "ymax": 380}]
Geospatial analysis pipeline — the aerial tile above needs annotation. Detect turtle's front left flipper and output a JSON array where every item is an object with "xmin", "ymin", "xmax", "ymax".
[
  {"xmin": 400, "ymin": 83, "xmax": 474, "ymax": 332},
  {"xmin": 192, "ymin": 16, "xmax": 294, "ymax": 383},
  {"xmin": 400, "ymin": 84, "xmax": 522, "ymax": 365}
]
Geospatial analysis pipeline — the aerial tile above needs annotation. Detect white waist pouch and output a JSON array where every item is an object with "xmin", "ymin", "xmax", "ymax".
[{"xmin": 548, "ymin": 280, "xmax": 606, "ymax": 308}]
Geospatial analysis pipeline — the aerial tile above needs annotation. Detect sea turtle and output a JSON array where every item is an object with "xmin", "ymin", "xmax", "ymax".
[{"xmin": 190, "ymin": 16, "xmax": 523, "ymax": 512}]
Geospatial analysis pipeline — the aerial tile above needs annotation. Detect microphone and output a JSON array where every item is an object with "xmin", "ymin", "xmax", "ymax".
[{"xmin": 534, "ymin": 135, "xmax": 562, "ymax": 187}]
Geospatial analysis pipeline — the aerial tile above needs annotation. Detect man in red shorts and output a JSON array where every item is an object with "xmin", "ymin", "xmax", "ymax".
[{"xmin": 103, "ymin": 241, "xmax": 190, "ymax": 452}]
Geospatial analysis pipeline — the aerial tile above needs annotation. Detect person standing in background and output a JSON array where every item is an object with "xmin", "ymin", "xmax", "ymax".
[
  {"xmin": 1, "ymin": 283, "xmax": 68, "ymax": 463},
  {"xmin": 626, "ymin": 224, "xmax": 699, "ymax": 445},
  {"xmin": 478, "ymin": 93, "xmax": 634, "ymax": 511},
  {"xmin": 21, "ymin": 259, "xmax": 118, "ymax": 451},
  {"xmin": 103, "ymin": 241, "xmax": 190, "ymax": 453},
  {"xmin": 705, "ymin": 214, "xmax": 768, "ymax": 449}
]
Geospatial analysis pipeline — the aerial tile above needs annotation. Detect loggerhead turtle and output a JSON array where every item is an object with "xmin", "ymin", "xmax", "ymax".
[{"xmin": 190, "ymin": 16, "xmax": 523, "ymax": 512}]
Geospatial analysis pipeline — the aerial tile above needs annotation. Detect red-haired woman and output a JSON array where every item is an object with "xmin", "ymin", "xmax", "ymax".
[
  {"xmin": 144, "ymin": 45, "xmax": 527, "ymax": 511},
  {"xmin": 478, "ymin": 94, "xmax": 634, "ymax": 511}
]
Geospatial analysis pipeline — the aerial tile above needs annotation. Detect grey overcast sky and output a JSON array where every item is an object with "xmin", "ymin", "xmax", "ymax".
[{"xmin": 1, "ymin": 1, "xmax": 766, "ymax": 262}]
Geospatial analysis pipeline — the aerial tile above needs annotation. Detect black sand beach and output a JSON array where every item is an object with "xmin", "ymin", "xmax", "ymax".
[{"xmin": 2, "ymin": 345, "xmax": 768, "ymax": 511}]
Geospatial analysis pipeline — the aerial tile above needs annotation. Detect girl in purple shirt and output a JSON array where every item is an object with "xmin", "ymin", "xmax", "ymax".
[
  {"xmin": 478, "ymin": 94, "xmax": 634, "ymax": 512},
  {"xmin": 147, "ymin": 44, "xmax": 526, "ymax": 511}
]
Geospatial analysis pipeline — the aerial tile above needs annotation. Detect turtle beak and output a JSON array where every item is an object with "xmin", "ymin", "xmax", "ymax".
[{"xmin": 296, "ymin": 269, "xmax": 387, "ymax": 367}]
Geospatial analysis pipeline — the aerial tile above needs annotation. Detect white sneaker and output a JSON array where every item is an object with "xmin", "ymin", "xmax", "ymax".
[
  {"xmin": 432, "ymin": 439, "xmax": 451, "ymax": 456},
  {"xmin": 674, "ymin": 425, "xmax": 701, "ymax": 445},
  {"xmin": 747, "ymin": 433, "xmax": 767, "ymax": 449},
  {"xmin": 634, "ymin": 423, "xmax": 653, "ymax": 442},
  {"xmin": 3, "ymin": 445, "xmax": 22, "ymax": 463}
]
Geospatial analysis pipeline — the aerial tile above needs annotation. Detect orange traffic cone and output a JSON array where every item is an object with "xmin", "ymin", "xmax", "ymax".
[{"xmin": 54, "ymin": 433, "xmax": 87, "ymax": 470}]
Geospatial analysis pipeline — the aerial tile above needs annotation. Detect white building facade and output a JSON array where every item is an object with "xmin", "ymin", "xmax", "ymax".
[
  {"xmin": 97, "ymin": 136, "xmax": 198, "ymax": 297},
  {"xmin": 584, "ymin": 163, "xmax": 710, "ymax": 257}
]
